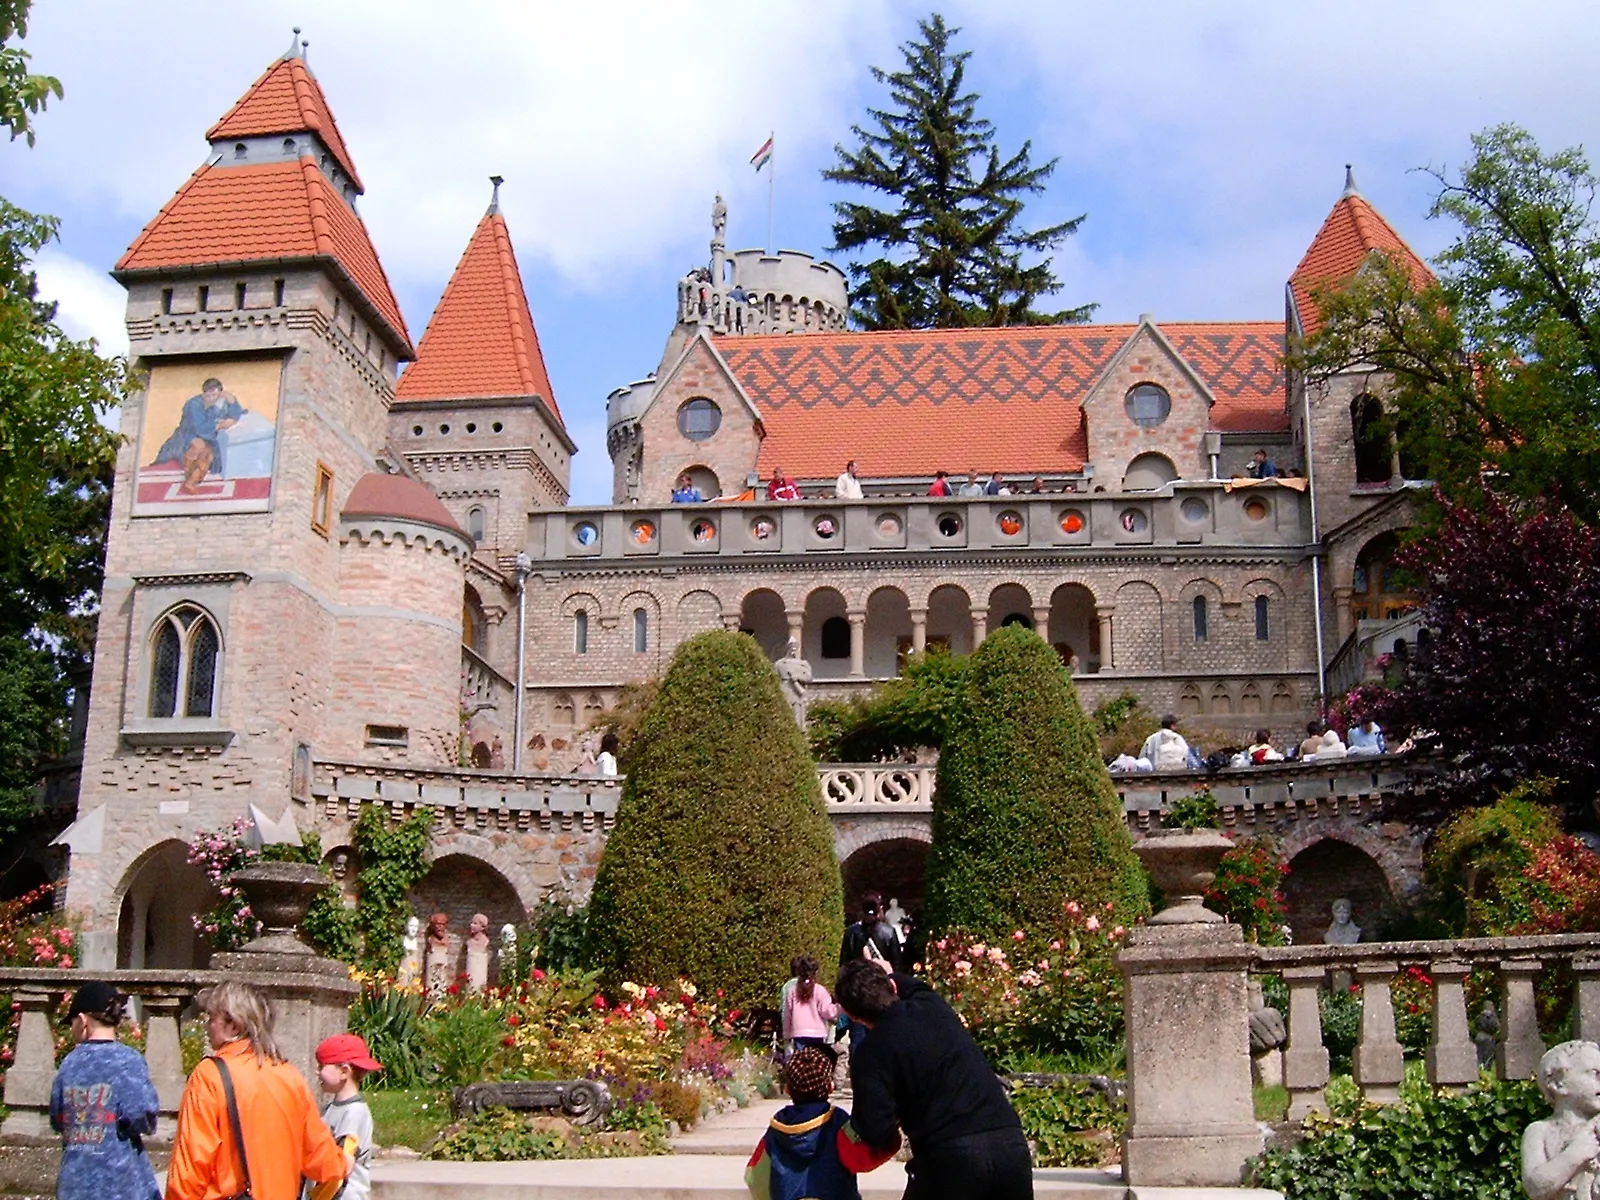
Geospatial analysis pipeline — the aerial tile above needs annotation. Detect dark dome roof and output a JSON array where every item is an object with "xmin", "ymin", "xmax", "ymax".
[{"xmin": 341, "ymin": 472, "xmax": 466, "ymax": 538}]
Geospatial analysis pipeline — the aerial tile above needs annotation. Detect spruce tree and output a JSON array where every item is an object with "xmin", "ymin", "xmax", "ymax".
[
  {"xmin": 824, "ymin": 13, "xmax": 1094, "ymax": 329},
  {"xmin": 923, "ymin": 625, "xmax": 1146, "ymax": 938},
  {"xmin": 585, "ymin": 631, "xmax": 842, "ymax": 1009}
]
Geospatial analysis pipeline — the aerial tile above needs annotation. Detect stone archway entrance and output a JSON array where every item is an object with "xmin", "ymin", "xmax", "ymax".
[
  {"xmin": 406, "ymin": 853, "xmax": 527, "ymax": 943},
  {"xmin": 1283, "ymin": 838, "xmax": 1394, "ymax": 946},
  {"xmin": 840, "ymin": 838, "xmax": 930, "ymax": 925},
  {"xmin": 116, "ymin": 839, "xmax": 220, "ymax": 969}
]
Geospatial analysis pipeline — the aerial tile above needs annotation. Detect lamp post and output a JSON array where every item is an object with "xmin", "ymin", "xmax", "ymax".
[{"xmin": 513, "ymin": 551, "xmax": 532, "ymax": 773}]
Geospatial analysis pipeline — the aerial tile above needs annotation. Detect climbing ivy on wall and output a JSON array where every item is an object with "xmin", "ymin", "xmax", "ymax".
[{"xmin": 348, "ymin": 804, "xmax": 435, "ymax": 973}]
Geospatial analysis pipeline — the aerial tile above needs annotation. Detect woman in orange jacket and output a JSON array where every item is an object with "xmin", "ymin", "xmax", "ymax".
[{"xmin": 165, "ymin": 981, "xmax": 348, "ymax": 1200}]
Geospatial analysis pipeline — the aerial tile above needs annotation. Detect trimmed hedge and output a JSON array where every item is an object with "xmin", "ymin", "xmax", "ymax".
[
  {"xmin": 584, "ymin": 631, "xmax": 842, "ymax": 1009},
  {"xmin": 923, "ymin": 625, "xmax": 1147, "ymax": 937}
]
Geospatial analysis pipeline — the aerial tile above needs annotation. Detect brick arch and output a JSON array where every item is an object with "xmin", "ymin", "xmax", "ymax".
[
  {"xmin": 923, "ymin": 581, "xmax": 973, "ymax": 608},
  {"xmin": 675, "ymin": 589, "xmax": 724, "ymax": 637},
  {"xmin": 832, "ymin": 817, "xmax": 932, "ymax": 863},
  {"xmin": 1328, "ymin": 509, "xmax": 1415, "ymax": 590},
  {"xmin": 1275, "ymin": 823, "xmax": 1421, "ymax": 906},
  {"xmin": 1113, "ymin": 580, "xmax": 1163, "ymax": 671},
  {"xmin": 416, "ymin": 832, "xmax": 545, "ymax": 923},
  {"xmin": 560, "ymin": 590, "xmax": 604, "ymax": 619}
]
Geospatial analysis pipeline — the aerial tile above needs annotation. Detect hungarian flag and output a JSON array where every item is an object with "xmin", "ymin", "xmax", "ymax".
[{"xmin": 750, "ymin": 135, "xmax": 773, "ymax": 172}]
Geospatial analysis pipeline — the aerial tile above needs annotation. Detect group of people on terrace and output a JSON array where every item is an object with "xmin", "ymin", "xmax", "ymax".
[{"xmin": 1113, "ymin": 712, "xmax": 1390, "ymax": 773}]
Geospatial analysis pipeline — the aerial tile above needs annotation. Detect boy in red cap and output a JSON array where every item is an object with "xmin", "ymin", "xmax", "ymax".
[{"xmin": 309, "ymin": 1033, "xmax": 381, "ymax": 1200}]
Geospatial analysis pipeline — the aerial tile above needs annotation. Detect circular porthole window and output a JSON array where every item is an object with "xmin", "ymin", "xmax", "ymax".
[
  {"xmin": 465, "ymin": 422, "xmax": 477, "ymax": 433},
  {"xmin": 1243, "ymin": 497, "xmax": 1270, "ymax": 522},
  {"xmin": 937, "ymin": 513, "xmax": 962, "ymax": 538},
  {"xmin": 411, "ymin": 424, "xmax": 423, "ymax": 436},
  {"xmin": 573, "ymin": 522, "xmax": 598, "ymax": 546},
  {"xmin": 813, "ymin": 515, "xmax": 839, "ymax": 539},
  {"xmin": 1060, "ymin": 510, "xmax": 1086, "ymax": 534},
  {"xmin": 676, "ymin": 398, "xmax": 722, "ymax": 442},
  {"xmin": 876, "ymin": 513, "xmax": 902, "ymax": 538},
  {"xmin": 691, "ymin": 518, "xmax": 716, "ymax": 542},
  {"xmin": 491, "ymin": 421, "xmax": 504, "ymax": 433},
  {"xmin": 630, "ymin": 519, "xmax": 656, "ymax": 545},
  {"xmin": 750, "ymin": 516, "xmax": 775, "ymax": 540},
  {"xmin": 997, "ymin": 510, "xmax": 1023, "ymax": 537},
  {"xmin": 1180, "ymin": 497, "xmax": 1210, "ymax": 523},
  {"xmin": 1124, "ymin": 383, "xmax": 1171, "ymax": 429},
  {"xmin": 1119, "ymin": 508, "xmax": 1149, "ymax": 534},
  {"xmin": 439, "ymin": 423, "xmax": 451, "ymax": 435}
]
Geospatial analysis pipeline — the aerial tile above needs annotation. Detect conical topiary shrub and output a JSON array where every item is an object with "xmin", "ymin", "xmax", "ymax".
[
  {"xmin": 923, "ymin": 624, "xmax": 1147, "ymax": 937},
  {"xmin": 585, "ymin": 630, "xmax": 842, "ymax": 1009}
]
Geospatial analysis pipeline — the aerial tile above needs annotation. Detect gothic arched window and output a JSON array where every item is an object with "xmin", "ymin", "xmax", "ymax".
[{"xmin": 149, "ymin": 604, "xmax": 221, "ymax": 719}]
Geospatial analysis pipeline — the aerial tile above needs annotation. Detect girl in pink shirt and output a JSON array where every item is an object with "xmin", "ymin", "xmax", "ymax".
[{"xmin": 782, "ymin": 957, "xmax": 839, "ymax": 1051}]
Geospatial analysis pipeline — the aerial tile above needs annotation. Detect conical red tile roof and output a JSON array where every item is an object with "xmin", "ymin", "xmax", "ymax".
[
  {"xmin": 206, "ymin": 54, "xmax": 363, "ymax": 191},
  {"xmin": 1290, "ymin": 187, "xmax": 1431, "ymax": 338},
  {"xmin": 396, "ymin": 210, "xmax": 560, "ymax": 422}
]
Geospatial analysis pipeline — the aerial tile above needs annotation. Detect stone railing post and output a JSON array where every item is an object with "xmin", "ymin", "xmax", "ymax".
[
  {"xmin": 1573, "ymin": 955, "xmax": 1600, "ymax": 1043},
  {"xmin": 1351, "ymin": 960, "xmax": 1405, "ymax": 1103},
  {"xmin": 141, "ymin": 989, "xmax": 191, "ymax": 1121},
  {"xmin": 1497, "ymin": 958, "xmax": 1546, "ymax": 1080},
  {"xmin": 1095, "ymin": 605, "xmax": 1115, "ymax": 670},
  {"xmin": 1281, "ymin": 965, "xmax": 1330, "ymax": 1119},
  {"xmin": 1, "ymin": 989, "xmax": 59, "ymax": 1138},
  {"xmin": 970, "ymin": 609, "xmax": 988, "ymax": 647},
  {"xmin": 1426, "ymin": 960, "xmax": 1479, "ymax": 1088},
  {"xmin": 847, "ymin": 610, "xmax": 866, "ymax": 678},
  {"xmin": 908, "ymin": 608, "xmax": 927, "ymax": 655}
]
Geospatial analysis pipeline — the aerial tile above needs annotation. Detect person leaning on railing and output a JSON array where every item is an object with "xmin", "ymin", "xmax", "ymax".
[{"xmin": 166, "ymin": 981, "xmax": 348, "ymax": 1200}]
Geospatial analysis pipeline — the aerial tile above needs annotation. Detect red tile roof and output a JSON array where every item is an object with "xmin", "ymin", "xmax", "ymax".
[
  {"xmin": 1289, "ymin": 191, "xmax": 1432, "ymax": 338},
  {"xmin": 395, "ymin": 211, "xmax": 560, "ymax": 422},
  {"xmin": 715, "ymin": 321, "xmax": 1286, "ymax": 478},
  {"xmin": 206, "ymin": 55, "xmax": 363, "ymax": 192},
  {"xmin": 115, "ymin": 159, "xmax": 412, "ymax": 357},
  {"xmin": 342, "ymin": 471, "xmax": 465, "ymax": 537}
]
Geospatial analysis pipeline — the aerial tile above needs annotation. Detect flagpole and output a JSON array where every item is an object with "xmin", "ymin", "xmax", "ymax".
[{"xmin": 767, "ymin": 130, "xmax": 775, "ymax": 256}]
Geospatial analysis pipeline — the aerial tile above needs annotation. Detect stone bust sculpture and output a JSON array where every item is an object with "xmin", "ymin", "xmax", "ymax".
[
  {"xmin": 464, "ymin": 912, "xmax": 492, "ymax": 992},
  {"xmin": 1323, "ymin": 897, "xmax": 1362, "ymax": 945},
  {"xmin": 773, "ymin": 637, "xmax": 812, "ymax": 727},
  {"xmin": 425, "ymin": 911, "xmax": 455, "ymax": 994},
  {"xmin": 397, "ymin": 914, "xmax": 422, "ymax": 988}
]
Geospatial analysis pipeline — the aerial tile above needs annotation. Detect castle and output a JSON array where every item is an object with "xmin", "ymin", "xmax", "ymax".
[{"xmin": 54, "ymin": 41, "xmax": 1429, "ymax": 970}]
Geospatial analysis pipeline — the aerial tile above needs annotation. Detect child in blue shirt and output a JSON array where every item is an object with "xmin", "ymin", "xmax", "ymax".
[
  {"xmin": 746, "ymin": 1046, "xmax": 898, "ymax": 1200},
  {"xmin": 50, "ymin": 981, "xmax": 160, "ymax": 1200}
]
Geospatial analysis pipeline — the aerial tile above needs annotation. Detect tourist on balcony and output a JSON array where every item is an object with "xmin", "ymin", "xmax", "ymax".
[
  {"xmin": 597, "ymin": 732, "xmax": 620, "ymax": 777},
  {"xmin": 1139, "ymin": 714, "xmax": 1192, "ymax": 772},
  {"xmin": 1347, "ymin": 718, "xmax": 1386, "ymax": 756},
  {"xmin": 1028, "ymin": 476, "xmax": 1049, "ymax": 494},
  {"xmin": 957, "ymin": 469, "xmax": 985, "ymax": 497},
  {"xmin": 50, "ymin": 981, "xmax": 160, "ymax": 1200},
  {"xmin": 1247, "ymin": 729, "xmax": 1284, "ymax": 765},
  {"xmin": 985, "ymin": 471, "xmax": 1014, "ymax": 496},
  {"xmin": 768, "ymin": 468, "xmax": 802, "ymax": 501},
  {"xmin": 835, "ymin": 461, "xmax": 864, "ymax": 500},
  {"xmin": 927, "ymin": 470, "xmax": 952, "ymax": 497},
  {"xmin": 671, "ymin": 473, "xmax": 704, "ymax": 503},
  {"xmin": 167, "ymin": 981, "xmax": 348, "ymax": 1200},
  {"xmin": 1247, "ymin": 449, "xmax": 1281, "ymax": 479},
  {"xmin": 1296, "ymin": 720, "xmax": 1327, "ymax": 759}
]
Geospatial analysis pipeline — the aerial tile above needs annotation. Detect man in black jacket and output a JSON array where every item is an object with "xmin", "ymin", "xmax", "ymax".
[
  {"xmin": 834, "ymin": 959, "xmax": 1032, "ymax": 1199},
  {"xmin": 839, "ymin": 893, "xmax": 902, "ymax": 970}
]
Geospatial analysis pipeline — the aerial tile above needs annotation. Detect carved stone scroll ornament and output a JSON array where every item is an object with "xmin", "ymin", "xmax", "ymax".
[{"xmin": 451, "ymin": 1078, "xmax": 613, "ymax": 1126}]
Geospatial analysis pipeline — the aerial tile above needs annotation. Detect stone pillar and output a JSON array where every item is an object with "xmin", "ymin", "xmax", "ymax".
[
  {"xmin": 1119, "ymin": 924, "xmax": 1261, "ymax": 1187},
  {"xmin": 1096, "ymin": 606, "xmax": 1115, "ymax": 670},
  {"xmin": 1333, "ymin": 586, "xmax": 1354, "ymax": 642},
  {"xmin": 0, "ymin": 989, "xmax": 58, "ymax": 1137},
  {"xmin": 1574, "ymin": 955, "xmax": 1600, "ymax": 1043},
  {"xmin": 1282, "ymin": 965, "xmax": 1331, "ymax": 1120},
  {"xmin": 785, "ymin": 610, "xmax": 804, "ymax": 652},
  {"xmin": 1426, "ymin": 960, "xmax": 1480, "ymax": 1088},
  {"xmin": 847, "ymin": 610, "xmax": 866, "ymax": 678},
  {"xmin": 1351, "ymin": 960, "xmax": 1405, "ymax": 1103},
  {"xmin": 971, "ymin": 609, "xmax": 988, "ymax": 648},
  {"xmin": 1497, "ymin": 958, "xmax": 1546, "ymax": 1080},
  {"xmin": 909, "ymin": 608, "xmax": 927, "ymax": 655},
  {"xmin": 141, "ymin": 989, "xmax": 191, "ymax": 1121},
  {"xmin": 721, "ymin": 613, "xmax": 742, "ymax": 631},
  {"xmin": 1031, "ymin": 605, "xmax": 1051, "ymax": 636}
]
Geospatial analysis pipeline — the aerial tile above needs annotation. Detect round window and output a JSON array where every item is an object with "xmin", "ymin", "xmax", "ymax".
[
  {"xmin": 1180, "ymin": 497, "xmax": 1210, "ymax": 523},
  {"xmin": 813, "ymin": 515, "xmax": 838, "ymax": 539},
  {"xmin": 997, "ymin": 511, "xmax": 1023, "ymax": 537},
  {"xmin": 750, "ymin": 516, "xmax": 775, "ymax": 540},
  {"xmin": 937, "ymin": 513, "xmax": 962, "ymax": 538},
  {"xmin": 691, "ymin": 518, "xmax": 716, "ymax": 542},
  {"xmin": 630, "ymin": 519, "xmax": 656, "ymax": 545},
  {"xmin": 1060, "ymin": 510, "xmax": 1085, "ymax": 534},
  {"xmin": 1124, "ymin": 383, "xmax": 1171, "ymax": 428},
  {"xmin": 876, "ymin": 513, "xmax": 902, "ymax": 538},
  {"xmin": 1119, "ymin": 508, "xmax": 1149, "ymax": 534},
  {"xmin": 573, "ymin": 522, "xmax": 598, "ymax": 546},
  {"xmin": 1243, "ymin": 497, "xmax": 1270, "ymax": 522},
  {"xmin": 411, "ymin": 424, "xmax": 423, "ymax": 436},
  {"xmin": 677, "ymin": 398, "xmax": 722, "ymax": 442}
]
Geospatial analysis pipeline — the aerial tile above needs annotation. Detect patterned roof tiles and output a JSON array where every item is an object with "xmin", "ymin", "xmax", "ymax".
[
  {"xmin": 395, "ymin": 211, "xmax": 560, "ymax": 422},
  {"xmin": 206, "ymin": 55, "xmax": 363, "ymax": 191},
  {"xmin": 1290, "ymin": 191, "xmax": 1432, "ymax": 338},
  {"xmin": 115, "ymin": 159, "xmax": 411, "ymax": 356},
  {"xmin": 716, "ymin": 321, "xmax": 1285, "ymax": 479}
]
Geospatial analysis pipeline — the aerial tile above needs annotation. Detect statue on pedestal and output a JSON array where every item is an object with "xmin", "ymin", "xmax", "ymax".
[
  {"xmin": 1522, "ymin": 1040, "xmax": 1600, "ymax": 1200},
  {"xmin": 774, "ymin": 637, "xmax": 812, "ymax": 728},
  {"xmin": 1323, "ymin": 898, "xmax": 1362, "ymax": 944},
  {"xmin": 465, "ymin": 913, "xmax": 492, "ymax": 993},
  {"xmin": 425, "ymin": 912, "xmax": 456, "ymax": 996},
  {"xmin": 499, "ymin": 924, "xmax": 518, "ymax": 986},
  {"xmin": 397, "ymin": 915, "xmax": 422, "ymax": 988}
]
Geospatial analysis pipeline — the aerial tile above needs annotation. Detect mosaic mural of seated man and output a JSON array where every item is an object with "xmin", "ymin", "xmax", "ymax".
[{"xmin": 150, "ymin": 376, "xmax": 245, "ymax": 492}]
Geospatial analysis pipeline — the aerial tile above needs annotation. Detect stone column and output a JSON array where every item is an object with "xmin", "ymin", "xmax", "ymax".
[
  {"xmin": 1426, "ymin": 960, "xmax": 1480, "ymax": 1088},
  {"xmin": 847, "ymin": 610, "xmax": 866, "ymax": 678},
  {"xmin": 908, "ymin": 608, "xmax": 927, "ymax": 655},
  {"xmin": 1096, "ymin": 606, "xmax": 1115, "ymax": 670},
  {"xmin": 1333, "ymin": 586, "xmax": 1354, "ymax": 642},
  {"xmin": 1574, "ymin": 955, "xmax": 1600, "ymax": 1043},
  {"xmin": 1031, "ymin": 605, "xmax": 1051, "ymax": 637},
  {"xmin": 721, "ymin": 613, "xmax": 742, "ymax": 631},
  {"xmin": 0, "ymin": 989, "xmax": 58, "ymax": 1137},
  {"xmin": 785, "ymin": 610, "xmax": 804, "ymax": 652},
  {"xmin": 1282, "ymin": 965, "xmax": 1331, "ymax": 1119},
  {"xmin": 1119, "ymin": 924, "xmax": 1261, "ymax": 1186},
  {"xmin": 1497, "ymin": 958, "xmax": 1546, "ymax": 1080},
  {"xmin": 971, "ymin": 609, "xmax": 988, "ymax": 648},
  {"xmin": 1351, "ymin": 960, "xmax": 1405, "ymax": 1103},
  {"xmin": 141, "ymin": 989, "xmax": 191, "ymax": 1121}
]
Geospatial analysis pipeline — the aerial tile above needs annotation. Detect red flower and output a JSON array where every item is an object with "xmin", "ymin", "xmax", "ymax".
[
  {"xmin": 447, "ymin": 984, "xmax": 461, "ymax": 996},
  {"xmin": 593, "ymin": 995, "xmax": 608, "ymax": 1010},
  {"xmin": 531, "ymin": 968, "xmax": 546, "ymax": 981},
  {"xmin": 507, "ymin": 1014, "xmax": 521, "ymax": 1026},
  {"xmin": 502, "ymin": 1035, "xmax": 516, "ymax": 1046},
  {"xmin": 716, "ymin": 989, "xmax": 724, "ymax": 998},
  {"xmin": 654, "ymin": 1018, "xmax": 667, "ymax": 1032}
]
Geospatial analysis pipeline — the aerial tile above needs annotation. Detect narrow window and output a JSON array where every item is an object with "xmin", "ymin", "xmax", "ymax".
[
  {"xmin": 574, "ymin": 610, "xmax": 589, "ymax": 654},
  {"xmin": 311, "ymin": 463, "xmax": 334, "ymax": 536},
  {"xmin": 197, "ymin": 285, "xmax": 209, "ymax": 312},
  {"xmin": 282, "ymin": 136, "xmax": 297, "ymax": 156},
  {"xmin": 632, "ymin": 608, "xmax": 648, "ymax": 653},
  {"xmin": 1254, "ymin": 595, "xmax": 1270, "ymax": 641},
  {"xmin": 148, "ymin": 604, "xmax": 222, "ymax": 719},
  {"xmin": 234, "ymin": 282, "xmax": 247, "ymax": 310},
  {"xmin": 1192, "ymin": 595, "xmax": 1209, "ymax": 642},
  {"xmin": 466, "ymin": 506, "xmax": 485, "ymax": 544},
  {"xmin": 149, "ymin": 621, "xmax": 182, "ymax": 718},
  {"xmin": 233, "ymin": 141, "xmax": 247, "ymax": 160},
  {"xmin": 821, "ymin": 616, "xmax": 851, "ymax": 658},
  {"xmin": 364, "ymin": 330, "xmax": 372, "ymax": 354},
  {"xmin": 273, "ymin": 278, "xmax": 286, "ymax": 306},
  {"xmin": 364, "ymin": 724, "xmax": 409, "ymax": 747},
  {"xmin": 185, "ymin": 620, "xmax": 219, "ymax": 717},
  {"xmin": 160, "ymin": 287, "xmax": 174, "ymax": 315},
  {"xmin": 333, "ymin": 297, "xmax": 341, "ymax": 324}
]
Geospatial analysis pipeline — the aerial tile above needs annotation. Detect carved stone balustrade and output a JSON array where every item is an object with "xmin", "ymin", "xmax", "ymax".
[{"xmin": 818, "ymin": 764, "xmax": 935, "ymax": 809}]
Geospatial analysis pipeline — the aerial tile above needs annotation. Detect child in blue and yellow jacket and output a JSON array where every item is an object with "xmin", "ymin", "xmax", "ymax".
[{"xmin": 745, "ymin": 1046, "xmax": 899, "ymax": 1200}]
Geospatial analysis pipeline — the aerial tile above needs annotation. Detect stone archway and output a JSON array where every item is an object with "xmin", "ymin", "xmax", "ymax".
[
  {"xmin": 407, "ymin": 852, "xmax": 527, "ymax": 945},
  {"xmin": 116, "ymin": 839, "xmax": 220, "ymax": 969},
  {"xmin": 1283, "ymin": 837, "xmax": 1395, "ymax": 946},
  {"xmin": 840, "ymin": 838, "xmax": 931, "ymax": 925}
]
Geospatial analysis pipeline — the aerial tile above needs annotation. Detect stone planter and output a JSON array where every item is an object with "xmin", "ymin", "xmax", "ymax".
[
  {"xmin": 228, "ymin": 862, "xmax": 328, "ymax": 955},
  {"xmin": 1133, "ymin": 828, "xmax": 1233, "ymax": 925}
]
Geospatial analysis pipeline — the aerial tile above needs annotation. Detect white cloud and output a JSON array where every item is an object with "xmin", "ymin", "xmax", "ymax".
[{"xmin": 32, "ymin": 249, "xmax": 128, "ymax": 357}]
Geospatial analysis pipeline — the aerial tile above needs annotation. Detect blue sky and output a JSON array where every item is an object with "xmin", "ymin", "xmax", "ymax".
[{"xmin": 8, "ymin": 1, "xmax": 1600, "ymax": 505}]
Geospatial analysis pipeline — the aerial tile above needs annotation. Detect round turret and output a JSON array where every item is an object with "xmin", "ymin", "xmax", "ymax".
[{"xmin": 725, "ymin": 249, "xmax": 849, "ymax": 335}]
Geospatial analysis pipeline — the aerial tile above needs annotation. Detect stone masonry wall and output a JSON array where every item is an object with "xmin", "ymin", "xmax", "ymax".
[
  {"xmin": 637, "ymin": 338, "xmax": 762, "ymax": 503},
  {"xmin": 1082, "ymin": 326, "xmax": 1213, "ymax": 484}
]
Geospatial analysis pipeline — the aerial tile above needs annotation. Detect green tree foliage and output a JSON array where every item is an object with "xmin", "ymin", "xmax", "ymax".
[
  {"xmin": 585, "ymin": 631, "xmax": 842, "ymax": 1009},
  {"xmin": 0, "ymin": 1, "xmax": 59, "ymax": 146},
  {"xmin": 1294, "ymin": 124, "xmax": 1600, "ymax": 523},
  {"xmin": 806, "ymin": 648, "xmax": 966, "ymax": 760},
  {"xmin": 922, "ymin": 625, "xmax": 1145, "ymax": 937},
  {"xmin": 824, "ymin": 13, "xmax": 1093, "ymax": 329}
]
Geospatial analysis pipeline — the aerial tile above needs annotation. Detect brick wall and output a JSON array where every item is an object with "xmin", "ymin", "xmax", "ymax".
[
  {"xmin": 637, "ymin": 338, "xmax": 762, "ymax": 502},
  {"xmin": 1082, "ymin": 326, "xmax": 1212, "ymax": 483}
]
